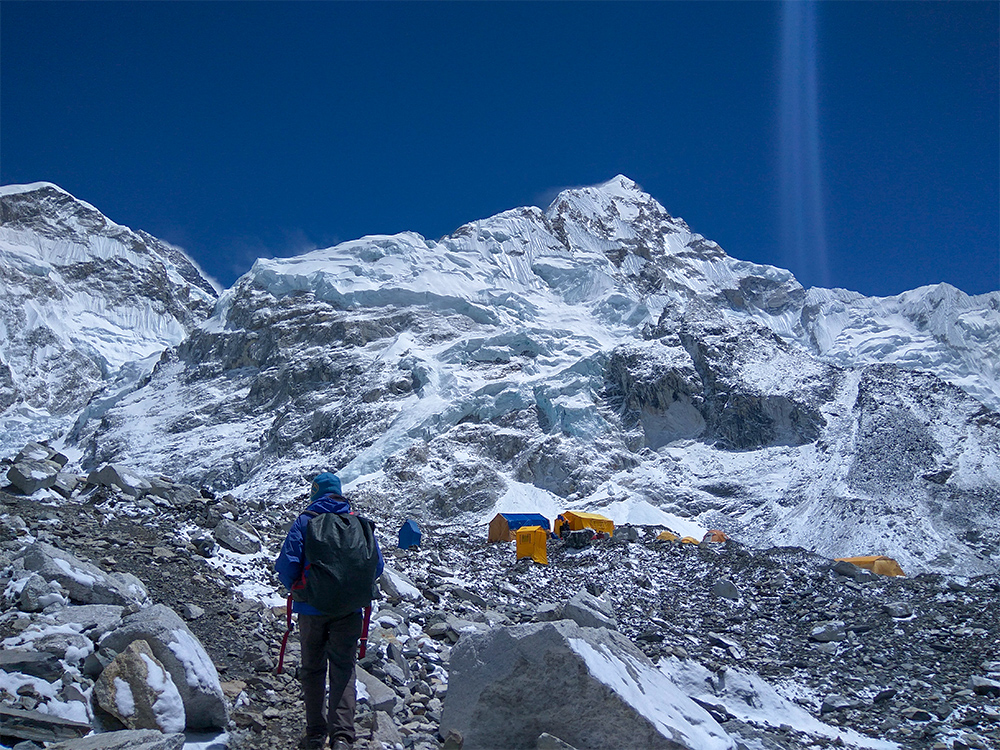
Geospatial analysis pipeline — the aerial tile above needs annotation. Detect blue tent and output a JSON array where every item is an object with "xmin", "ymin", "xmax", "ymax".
[
  {"xmin": 398, "ymin": 519, "xmax": 421, "ymax": 549},
  {"xmin": 488, "ymin": 513, "xmax": 550, "ymax": 542}
]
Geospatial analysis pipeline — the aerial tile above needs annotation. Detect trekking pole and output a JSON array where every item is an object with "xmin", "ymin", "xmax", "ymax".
[
  {"xmin": 358, "ymin": 605, "xmax": 372, "ymax": 659},
  {"xmin": 276, "ymin": 595, "xmax": 293, "ymax": 674}
]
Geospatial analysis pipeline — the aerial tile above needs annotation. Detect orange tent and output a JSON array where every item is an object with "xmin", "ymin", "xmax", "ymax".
[
  {"xmin": 835, "ymin": 556, "xmax": 905, "ymax": 577},
  {"xmin": 703, "ymin": 529, "xmax": 728, "ymax": 543}
]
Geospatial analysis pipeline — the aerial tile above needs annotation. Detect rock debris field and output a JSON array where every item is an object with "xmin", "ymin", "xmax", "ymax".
[{"xmin": 1, "ymin": 463, "xmax": 1000, "ymax": 750}]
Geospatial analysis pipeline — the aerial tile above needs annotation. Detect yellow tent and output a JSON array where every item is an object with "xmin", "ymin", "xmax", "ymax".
[
  {"xmin": 835, "ymin": 556, "xmax": 905, "ymax": 577},
  {"xmin": 561, "ymin": 511, "xmax": 615, "ymax": 536},
  {"xmin": 516, "ymin": 526, "xmax": 548, "ymax": 565},
  {"xmin": 703, "ymin": 529, "xmax": 728, "ymax": 543},
  {"xmin": 680, "ymin": 536, "xmax": 700, "ymax": 544},
  {"xmin": 656, "ymin": 530, "xmax": 680, "ymax": 542}
]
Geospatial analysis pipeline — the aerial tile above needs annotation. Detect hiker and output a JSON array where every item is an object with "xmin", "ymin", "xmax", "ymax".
[{"xmin": 275, "ymin": 472, "xmax": 384, "ymax": 750}]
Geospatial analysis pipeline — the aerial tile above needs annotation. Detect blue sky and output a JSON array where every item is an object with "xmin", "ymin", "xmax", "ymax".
[{"xmin": 2, "ymin": 1, "xmax": 997, "ymax": 297}]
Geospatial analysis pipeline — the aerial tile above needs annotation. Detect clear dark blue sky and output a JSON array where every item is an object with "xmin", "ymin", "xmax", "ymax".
[{"xmin": 2, "ymin": 1, "xmax": 997, "ymax": 297}]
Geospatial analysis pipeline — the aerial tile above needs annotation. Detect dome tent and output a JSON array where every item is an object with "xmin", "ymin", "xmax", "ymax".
[{"xmin": 398, "ymin": 519, "xmax": 421, "ymax": 549}]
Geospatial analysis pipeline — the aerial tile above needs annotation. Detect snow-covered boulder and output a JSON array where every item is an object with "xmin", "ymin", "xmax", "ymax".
[
  {"xmin": 98, "ymin": 604, "xmax": 228, "ymax": 730},
  {"xmin": 561, "ymin": 589, "xmax": 618, "ymax": 630},
  {"xmin": 46, "ymin": 728, "xmax": 186, "ymax": 750},
  {"xmin": 93, "ymin": 639, "xmax": 186, "ymax": 733},
  {"xmin": 14, "ymin": 542, "xmax": 149, "ymax": 609},
  {"xmin": 15, "ymin": 441, "xmax": 69, "ymax": 467},
  {"xmin": 86, "ymin": 464, "xmax": 153, "ymax": 498},
  {"xmin": 7, "ymin": 458, "xmax": 62, "ymax": 494},
  {"xmin": 212, "ymin": 518, "xmax": 261, "ymax": 555},
  {"xmin": 440, "ymin": 619, "xmax": 735, "ymax": 749}
]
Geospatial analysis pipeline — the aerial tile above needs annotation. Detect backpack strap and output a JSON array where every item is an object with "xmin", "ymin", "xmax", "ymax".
[{"xmin": 292, "ymin": 510, "xmax": 322, "ymax": 596}]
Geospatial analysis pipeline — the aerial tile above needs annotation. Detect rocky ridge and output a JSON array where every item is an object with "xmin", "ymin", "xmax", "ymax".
[{"xmin": 2, "ymin": 458, "xmax": 999, "ymax": 750}]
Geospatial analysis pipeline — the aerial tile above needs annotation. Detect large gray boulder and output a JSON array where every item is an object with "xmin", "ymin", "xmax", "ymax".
[
  {"xmin": 213, "ymin": 518, "xmax": 261, "ymax": 554},
  {"xmin": 7, "ymin": 458, "xmax": 62, "ymax": 494},
  {"xmin": 14, "ymin": 542, "xmax": 149, "ymax": 609},
  {"xmin": 99, "ymin": 604, "xmax": 228, "ymax": 730},
  {"xmin": 16, "ymin": 441, "xmax": 69, "ymax": 466},
  {"xmin": 561, "ymin": 589, "xmax": 618, "ymax": 630},
  {"xmin": 440, "ymin": 620, "xmax": 734, "ymax": 750},
  {"xmin": 86, "ymin": 464, "xmax": 152, "ymax": 498},
  {"xmin": 93, "ymin": 640, "xmax": 186, "ymax": 733},
  {"xmin": 49, "ymin": 604, "xmax": 125, "ymax": 641}
]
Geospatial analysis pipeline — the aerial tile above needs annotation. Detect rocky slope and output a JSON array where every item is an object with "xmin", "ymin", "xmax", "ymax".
[{"xmin": 2, "ymin": 471, "xmax": 998, "ymax": 750}]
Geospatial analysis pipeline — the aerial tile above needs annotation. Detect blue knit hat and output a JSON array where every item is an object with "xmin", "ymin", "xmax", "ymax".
[{"xmin": 310, "ymin": 472, "xmax": 342, "ymax": 500}]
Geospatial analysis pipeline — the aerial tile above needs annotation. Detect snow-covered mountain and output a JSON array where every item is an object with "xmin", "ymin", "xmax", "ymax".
[
  {"xmin": 3, "ymin": 176, "xmax": 998, "ymax": 576},
  {"xmin": 0, "ymin": 182, "xmax": 219, "ymax": 457}
]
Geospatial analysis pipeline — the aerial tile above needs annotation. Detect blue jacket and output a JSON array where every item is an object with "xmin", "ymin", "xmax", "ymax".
[{"xmin": 275, "ymin": 494, "xmax": 385, "ymax": 615}]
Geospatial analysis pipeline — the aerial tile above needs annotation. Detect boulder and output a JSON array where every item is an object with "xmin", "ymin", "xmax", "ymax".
[
  {"xmin": 0, "ymin": 705, "xmax": 91, "ymax": 745},
  {"xmin": 16, "ymin": 441, "xmax": 69, "ymax": 466},
  {"xmin": 15, "ymin": 542, "xmax": 149, "ymax": 608},
  {"xmin": 356, "ymin": 666, "xmax": 399, "ymax": 714},
  {"xmin": 29, "ymin": 630, "xmax": 94, "ymax": 666},
  {"xmin": 86, "ymin": 464, "xmax": 152, "ymax": 498},
  {"xmin": 7, "ymin": 459, "xmax": 62, "ymax": 494},
  {"xmin": 53, "ymin": 472, "xmax": 82, "ymax": 498},
  {"xmin": 213, "ymin": 518, "xmax": 261, "ymax": 555},
  {"xmin": 46, "ymin": 729, "xmax": 186, "ymax": 750},
  {"xmin": 0, "ymin": 649, "xmax": 64, "ymax": 681},
  {"xmin": 440, "ymin": 620, "xmax": 734, "ymax": 750},
  {"xmin": 17, "ymin": 571, "xmax": 68, "ymax": 612},
  {"xmin": 371, "ymin": 710, "xmax": 403, "ymax": 747},
  {"xmin": 49, "ymin": 604, "xmax": 125, "ymax": 641},
  {"xmin": 93, "ymin": 640, "xmax": 186, "ymax": 733},
  {"xmin": 711, "ymin": 579, "xmax": 740, "ymax": 601},
  {"xmin": 99, "ymin": 604, "xmax": 228, "ymax": 730},
  {"xmin": 561, "ymin": 589, "xmax": 617, "ymax": 630},
  {"xmin": 379, "ymin": 565, "xmax": 422, "ymax": 602},
  {"xmin": 809, "ymin": 621, "xmax": 847, "ymax": 643}
]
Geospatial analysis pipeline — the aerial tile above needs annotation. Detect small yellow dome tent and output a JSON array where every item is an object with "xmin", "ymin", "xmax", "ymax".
[
  {"xmin": 561, "ymin": 511, "xmax": 615, "ymax": 536},
  {"xmin": 835, "ymin": 555, "xmax": 905, "ymax": 577},
  {"xmin": 656, "ymin": 530, "xmax": 680, "ymax": 542},
  {"xmin": 679, "ymin": 536, "xmax": 700, "ymax": 544},
  {"xmin": 515, "ymin": 526, "xmax": 548, "ymax": 565}
]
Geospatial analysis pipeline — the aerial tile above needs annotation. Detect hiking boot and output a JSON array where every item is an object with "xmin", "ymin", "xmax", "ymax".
[
  {"xmin": 297, "ymin": 733, "xmax": 327, "ymax": 750},
  {"xmin": 330, "ymin": 740, "xmax": 351, "ymax": 750}
]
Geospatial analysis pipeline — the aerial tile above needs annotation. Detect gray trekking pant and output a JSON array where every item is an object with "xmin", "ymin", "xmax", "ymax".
[{"xmin": 298, "ymin": 610, "xmax": 363, "ymax": 742}]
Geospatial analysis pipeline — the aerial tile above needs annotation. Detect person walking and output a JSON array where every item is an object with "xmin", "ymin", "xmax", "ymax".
[{"xmin": 276, "ymin": 472, "xmax": 384, "ymax": 750}]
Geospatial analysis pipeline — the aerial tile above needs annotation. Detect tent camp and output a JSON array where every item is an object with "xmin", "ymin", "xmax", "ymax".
[
  {"xmin": 835, "ymin": 555, "xmax": 905, "ymax": 577},
  {"xmin": 488, "ymin": 513, "xmax": 550, "ymax": 543},
  {"xmin": 703, "ymin": 529, "xmax": 728, "ymax": 543},
  {"xmin": 656, "ymin": 530, "xmax": 680, "ymax": 542},
  {"xmin": 398, "ymin": 519, "xmax": 421, "ymax": 549},
  {"xmin": 560, "ymin": 511, "xmax": 614, "ymax": 536},
  {"xmin": 515, "ymin": 526, "xmax": 548, "ymax": 565}
]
